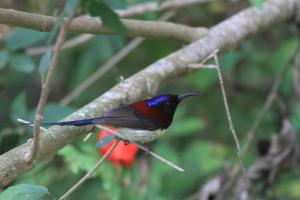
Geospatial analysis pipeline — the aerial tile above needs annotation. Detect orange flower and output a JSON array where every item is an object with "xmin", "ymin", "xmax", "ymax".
[{"xmin": 97, "ymin": 127, "xmax": 139, "ymax": 167}]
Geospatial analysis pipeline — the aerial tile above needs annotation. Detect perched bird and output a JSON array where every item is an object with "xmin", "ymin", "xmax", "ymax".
[{"xmin": 26, "ymin": 93, "xmax": 198, "ymax": 143}]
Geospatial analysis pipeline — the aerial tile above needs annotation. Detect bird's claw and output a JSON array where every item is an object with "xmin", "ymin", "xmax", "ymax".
[{"xmin": 122, "ymin": 139, "xmax": 130, "ymax": 145}]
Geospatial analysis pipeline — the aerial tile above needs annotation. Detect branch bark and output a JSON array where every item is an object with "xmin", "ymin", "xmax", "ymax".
[
  {"xmin": 0, "ymin": 0, "xmax": 296, "ymax": 186},
  {"xmin": 0, "ymin": 8, "xmax": 207, "ymax": 43}
]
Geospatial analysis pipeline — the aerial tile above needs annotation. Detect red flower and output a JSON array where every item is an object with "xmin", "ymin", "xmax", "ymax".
[{"xmin": 97, "ymin": 126, "xmax": 139, "ymax": 167}]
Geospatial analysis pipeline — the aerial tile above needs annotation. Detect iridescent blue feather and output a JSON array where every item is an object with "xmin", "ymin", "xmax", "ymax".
[
  {"xmin": 147, "ymin": 95, "xmax": 168, "ymax": 107},
  {"xmin": 40, "ymin": 118, "xmax": 99, "ymax": 126}
]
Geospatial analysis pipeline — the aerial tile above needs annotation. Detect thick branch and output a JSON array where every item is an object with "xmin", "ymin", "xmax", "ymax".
[
  {"xmin": 0, "ymin": 0, "xmax": 296, "ymax": 186},
  {"xmin": 0, "ymin": 8, "xmax": 207, "ymax": 43},
  {"xmin": 26, "ymin": 0, "xmax": 208, "ymax": 56}
]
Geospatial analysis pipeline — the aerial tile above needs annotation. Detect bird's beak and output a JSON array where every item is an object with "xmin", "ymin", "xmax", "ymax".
[{"xmin": 178, "ymin": 93, "xmax": 199, "ymax": 101}]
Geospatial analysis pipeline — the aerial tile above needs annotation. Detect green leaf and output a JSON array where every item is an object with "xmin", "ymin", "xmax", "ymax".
[
  {"xmin": 5, "ymin": 28, "xmax": 48, "ymax": 51},
  {"xmin": 0, "ymin": 50, "xmax": 9, "ymax": 70},
  {"xmin": 249, "ymin": 0, "xmax": 264, "ymax": 7},
  {"xmin": 39, "ymin": 47, "xmax": 52, "ymax": 80},
  {"xmin": 0, "ymin": 184, "xmax": 50, "ymax": 200},
  {"xmin": 88, "ymin": 1, "xmax": 127, "ymax": 33},
  {"xmin": 10, "ymin": 53, "xmax": 35, "ymax": 73},
  {"xmin": 10, "ymin": 92, "xmax": 27, "ymax": 123},
  {"xmin": 96, "ymin": 135, "xmax": 115, "ymax": 148}
]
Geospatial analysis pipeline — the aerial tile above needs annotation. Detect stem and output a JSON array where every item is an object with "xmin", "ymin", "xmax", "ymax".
[
  {"xmin": 213, "ymin": 52, "xmax": 247, "ymax": 177},
  {"xmin": 27, "ymin": 19, "xmax": 71, "ymax": 162}
]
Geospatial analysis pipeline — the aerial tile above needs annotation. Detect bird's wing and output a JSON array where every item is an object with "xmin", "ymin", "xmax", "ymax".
[{"xmin": 96, "ymin": 105, "xmax": 159, "ymax": 131}]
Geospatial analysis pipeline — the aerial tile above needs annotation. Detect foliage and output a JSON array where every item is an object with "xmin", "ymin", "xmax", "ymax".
[
  {"xmin": 84, "ymin": 0, "xmax": 127, "ymax": 33},
  {"xmin": 0, "ymin": 184, "xmax": 51, "ymax": 200},
  {"xmin": 0, "ymin": 0, "xmax": 299, "ymax": 199}
]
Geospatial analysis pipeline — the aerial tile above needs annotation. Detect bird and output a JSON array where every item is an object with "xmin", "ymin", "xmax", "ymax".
[{"xmin": 24, "ymin": 93, "xmax": 198, "ymax": 143}]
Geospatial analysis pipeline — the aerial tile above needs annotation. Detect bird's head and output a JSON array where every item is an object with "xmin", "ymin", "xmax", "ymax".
[
  {"xmin": 147, "ymin": 93, "xmax": 198, "ymax": 119},
  {"xmin": 140, "ymin": 93, "xmax": 198, "ymax": 129}
]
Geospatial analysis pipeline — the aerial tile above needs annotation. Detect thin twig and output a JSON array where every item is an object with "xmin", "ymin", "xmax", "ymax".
[
  {"xmin": 241, "ymin": 46, "xmax": 299, "ymax": 158},
  {"xmin": 96, "ymin": 125, "xmax": 184, "ymax": 172},
  {"xmin": 59, "ymin": 141, "xmax": 120, "ymax": 200},
  {"xmin": 27, "ymin": 34, "xmax": 93, "ymax": 56},
  {"xmin": 26, "ymin": 19, "xmax": 72, "ymax": 162},
  {"xmin": 189, "ymin": 49, "xmax": 247, "ymax": 178},
  {"xmin": 214, "ymin": 45, "xmax": 300, "ymax": 199},
  {"xmin": 187, "ymin": 49, "xmax": 219, "ymax": 68},
  {"xmin": 212, "ymin": 52, "xmax": 247, "ymax": 178},
  {"xmin": 60, "ymin": 11, "xmax": 176, "ymax": 105}
]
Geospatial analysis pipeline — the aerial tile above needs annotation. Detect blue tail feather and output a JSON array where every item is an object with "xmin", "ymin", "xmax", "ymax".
[{"xmin": 37, "ymin": 118, "xmax": 102, "ymax": 127}]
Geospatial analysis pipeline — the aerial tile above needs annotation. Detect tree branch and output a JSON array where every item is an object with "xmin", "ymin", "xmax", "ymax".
[
  {"xmin": 0, "ymin": 0, "xmax": 296, "ymax": 186},
  {"xmin": 26, "ymin": 0, "xmax": 209, "ymax": 56},
  {"xmin": 0, "ymin": 8, "xmax": 207, "ymax": 43}
]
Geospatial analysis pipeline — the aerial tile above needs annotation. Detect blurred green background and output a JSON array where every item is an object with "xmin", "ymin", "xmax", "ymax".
[{"xmin": 0, "ymin": 0, "xmax": 300, "ymax": 199}]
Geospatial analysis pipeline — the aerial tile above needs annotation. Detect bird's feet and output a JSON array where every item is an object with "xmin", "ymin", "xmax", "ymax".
[{"xmin": 122, "ymin": 139, "xmax": 130, "ymax": 145}]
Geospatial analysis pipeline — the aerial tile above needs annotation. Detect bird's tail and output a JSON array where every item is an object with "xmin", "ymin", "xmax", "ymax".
[{"xmin": 18, "ymin": 118, "xmax": 102, "ymax": 127}]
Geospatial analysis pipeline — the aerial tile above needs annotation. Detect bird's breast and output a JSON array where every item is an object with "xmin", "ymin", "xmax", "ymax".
[{"xmin": 118, "ymin": 128, "xmax": 167, "ymax": 143}]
